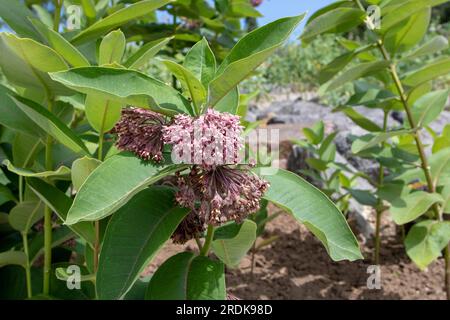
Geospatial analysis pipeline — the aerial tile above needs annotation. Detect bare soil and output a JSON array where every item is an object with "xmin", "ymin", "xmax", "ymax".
[{"xmin": 146, "ymin": 208, "xmax": 447, "ymax": 300}]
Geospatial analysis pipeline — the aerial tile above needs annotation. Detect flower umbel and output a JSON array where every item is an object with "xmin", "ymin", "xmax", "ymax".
[
  {"xmin": 162, "ymin": 108, "xmax": 244, "ymax": 168},
  {"xmin": 113, "ymin": 107, "xmax": 166, "ymax": 162},
  {"xmin": 175, "ymin": 166, "xmax": 269, "ymax": 226},
  {"xmin": 171, "ymin": 211, "xmax": 206, "ymax": 245}
]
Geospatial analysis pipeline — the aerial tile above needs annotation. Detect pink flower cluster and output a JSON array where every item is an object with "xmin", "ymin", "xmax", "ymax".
[
  {"xmin": 113, "ymin": 107, "xmax": 269, "ymax": 241},
  {"xmin": 113, "ymin": 108, "xmax": 166, "ymax": 162},
  {"xmin": 162, "ymin": 109, "xmax": 244, "ymax": 168},
  {"xmin": 175, "ymin": 166, "xmax": 269, "ymax": 226}
]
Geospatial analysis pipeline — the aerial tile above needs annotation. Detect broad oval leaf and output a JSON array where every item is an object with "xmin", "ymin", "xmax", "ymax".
[
  {"xmin": 255, "ymin": 168, "xmax": 362, "ymax": 261},
  {"xmin": 212, "ymin": 220, "xmax": 257, "ymax": 268},
  {"xmin": 351, "ymin": 130, "xmax": 412, "ymax": 154},
  {"xmin": 145, "ymin": 252, "xmax": 226, "ymax": 300},
  {"xmin": 8, "ymin": 201, "xmax": 44, "ymax": 233},
  {"xmin": 384, "ymin": 8, "xmax": 431, "ymax": 54},
  {"xmin": 161, "ymin": 59, "xmax": 207, "ymax": 114},
  {"xmin": 27, "ymin": 177, "xmax": 95, "ymax": 244},
  {"xmin": 0, "ymin": 0, "xmax": 42, "ymax": 40},
  {"xmin": 405, "ymin": 35, "xmax": 449, "ymax": 60},
  {"xmin": 65, "ymin": 153, "xmax": 187, "ymax": 224},
  {"xmin": 124, "ymin": 37, "xmax": 173, "ymax": 70},
  {"xmin": 411, "ymin": 89, "xmax": 449, "ymax": 127},
  {"xmin": 49, "ymin": 67, "xmax": 193, "ymax": 115},
  {"xmin": 301, "ymin": 8, "xmax": 365, "ymax": 44},
  {"xmin": 10, "ymin": 95, "xmax": 89, "ymax": 155},
  {"xmin": 3, "ymin": 160, "xmax": 71, "ymax": 180},
  {"xmin": 0, "ymin": 85, "xmax": 46, "ymax": 138},
  {"xmin": 391, "ymin": 191, "xmax": 444, "ymax": 225},
  {"xmin": 70, "ymin": 0, "xmax": 172, "ymax": 45},
  {"xmin": 184, "ymin": 38, "xmax": 216, "ymax": 87},
  {"xmin": 209, "ymin": 14, "xmax": 305, "ymax": 106},
  {"xmin": 96, "ymin": 187, "xmax": 189, "ymax": 299},
  {"xmin": 85, "ymin": 94, "xmax": 122, "ymax": 133},
  {"xmin": 29, "ymin": 18, "xmax": 90, "ymax": 68},
  {"xmin": 322, "ymin": 61, "xmax": 390, "ymax": 91},
  {"xmin": 71, "ymin": 156, "xmax": 102, "ymax": 191},
  {"xmin": 0, "ymin": 251, "xmax": 27, "ymax": 268},
  {"xmin": 99, "ymin": 30, "xmax": 126, "ymax": 65},
  {"xmin": 405, "ymin": 220, "xmax": 450, "ymax": 270},
  {"xmin": 403, "ymin": 57, "xmax": 450, "ymax": 88}
]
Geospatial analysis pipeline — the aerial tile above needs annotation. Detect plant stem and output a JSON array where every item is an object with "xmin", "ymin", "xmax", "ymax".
[
  {"xmin": 43, "ymin": 98, "xmax": 54, "ymax": 295},
  {"xmin": 200, "ymin": 225, "xmax": 214, "ymax": 256},
  {"xmin": 93, "ymin": 133, "xmax": 104, "ymax": 272},
  {"xmin": 53, "ymin": 0, "xmax": 62, "ymax": 32},
  {"xmin": 374, "ymin": 210, "xmax": 382, "ymax": 265},
  {"xmin": 22, "ymin": 232, "xmax": 32, "ymax": 298},
  {"xmin": 373, "ymin": 110, "xmax": 388, "ymax": 264}
]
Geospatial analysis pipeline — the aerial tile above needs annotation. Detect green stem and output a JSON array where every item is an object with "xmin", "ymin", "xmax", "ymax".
[
  {"xmin": 22, "ymin": 232, "xmax": 32, "ymax": 298},
  {"xmin": 93, "ymin": 133, "xmax": 104, "ymax": 272},
  {"xmin": 43, "ymin": 98, "xmax": 54, "ymax": 295},
  {"xmin": 374, "ymin": 210, "xmax": 382, "ymax": 265},
  {"xmin": 53, "ymin": 0, "xmax": 62, "ymax": 32},
  {"xmin": 200, "ymin": 225, "xmax": 214, "ymax": 256},
  {"xmin": 171, "ymin": 10, "xmax": 178, "ymax": 89}
]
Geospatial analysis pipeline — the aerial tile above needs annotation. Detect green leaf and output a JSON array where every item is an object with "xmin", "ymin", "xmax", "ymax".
[
  {"xmin": 215, "ymin": 87, "xmax": 239, "ymax": 114},
  {"xmin": 49, "ymin": 67, "xmax": 193, "ymax": 116},
  {"xmin": 85, "ymin": 94, "xmax": 122, "ymax": 133},
  {"xmin": 3, "ymin": 160, "xmax": 71, "ymax": 180},
  {"xmin": 347, "ymin": 189, "xmax": 378, "ymax": 206},
  {"xmin": 184, "ymin": 38, "xmax": 216, "ymax": 87},
  {"xmin": 10, "ymin": 95, "xmax": 89, "ymax": 155},
  {"xmin": 338, "ymin": 107, "xmax": 382, "ymax": 132},
  {"xmin": 382, "ymin": 1, "xmax": 427, "ymax": 31},
  {"xmin": 66, "ymin": 153, "xmax": 186, "ymax": 225},
  {"xmin": 0, "ymin": 185, "xmax": 16, "ymax": 206},
  {"xmin": 71, "ymin": 0, "xmax": 172, "ymax": 45},
  {"xmin": 0, "ymin": 33, "xmax": 70, "ymax": 95},
  {"xmin": 303, "ymin": 121, "xmax": 324, "ymax": 145},
  {"xmin": 305, "ymin": 1, "xmax": 355, "ymax": 26},
  {"xmin": 145, "ymin": 252, "xmax": 226, "ymax": 300},
  {"xmin": 81, "ymin": 0, "xmax": 97, "ymax": 21},
  {"xmin": 391, "ymin": 191, "xmax": 444, "ymax": 225},
  {"xmin": 27, "ymin": 178, "xmax": 95, "ymax": 245},
  {"xmin": 0, "ymin": 85, "xmax": 46, "ymax": 138},
  {"xmin": 403, "ymin": 57, "xmax": 450, "ymax": 88},
  {"xmin": 319, "ymin": 132, "xmax": 338, "ymax": 162},
  {"xmin": 32, "ymin": 4, "xmax": 53, "ymax": 29},
  {"xmin": 351, "ymin": 130, "xmax": 411, "ymax": 154},
  {"xmin": 8, "ymin": 201, "xmax": 44, "ymax": 233},
  {"xmin": 322, "ymin": 61, "xmax": 390, "ymax": 91},
  {"xmin": 161, "ymin": 59, "xmax": 207, "ymax": 113},
  {"xmin": 212, "ymin": 220, "xmax": 257, "ymax": 268},
  {"xmin": 301, "ymin": 8, "xmax": 365, "ymax": 44},
  {"xmin": 255, "ymin": 168, "xmax": 362, "ymax": 261},
  {"xmin": 0, "ymin": 0, "xmax": 42, "ymax": 40},
  {"xmin": 29, "ymin": 18, "xmax": 90, "ymax": 68},
  {"xmin": 71, "ymin": 157, "xmax": 102, "ymax": 192},
  {"xmin": 124, "ymin": 37, "xmax": 173, "ymax": 70},
  {"xmin": 384, "ymin": 8, "xmax": 430, "ymax": 54},
  {"xmin": 209, "ymin": 14, "xmax": 305, "ymax": 106},
  {"xmin": 96, "ymin": 187, "xmax": 189, "ymax": 299},
  {"xmin": 13, "ymin": 134, "xmax": 43, "ymax": 168},
  {"xmin": 411, "ymin": 89, "xmax": 449, "ymax": 127},
  {"xmin": 405, "ymin": 35, "xmax": 449, "ymax": 60},
  {"xmin": 405, "ymin": 220, "xmax": 450, "ymax": 270},
  {"xmin": 0, "ymin": 251, "xmax": 27, "ymax": 268},
  {"xmin": 0, "ymin": 33, "xmax": 67, "ymax": 72},
  {"xmin": 99, "ymin": 30, "xmax": 126, "ymax": 65},
  {"xmin": 28, "ymin": 226, "xmax": 74, "ymax": 264},
  {"xmin": 430, "ymin": 148, "xmax": 450, "ymax": 187}
]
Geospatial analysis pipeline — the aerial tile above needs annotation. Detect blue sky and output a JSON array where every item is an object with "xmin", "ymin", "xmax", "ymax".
[{"xmin": 257, "ymin": 0, "xmax": 334, "ymax": 39}]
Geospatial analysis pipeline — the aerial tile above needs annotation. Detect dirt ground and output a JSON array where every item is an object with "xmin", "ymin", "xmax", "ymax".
[{"xmin": 146, "ymin": 206, "xmax": 447, "ymax": 300}]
